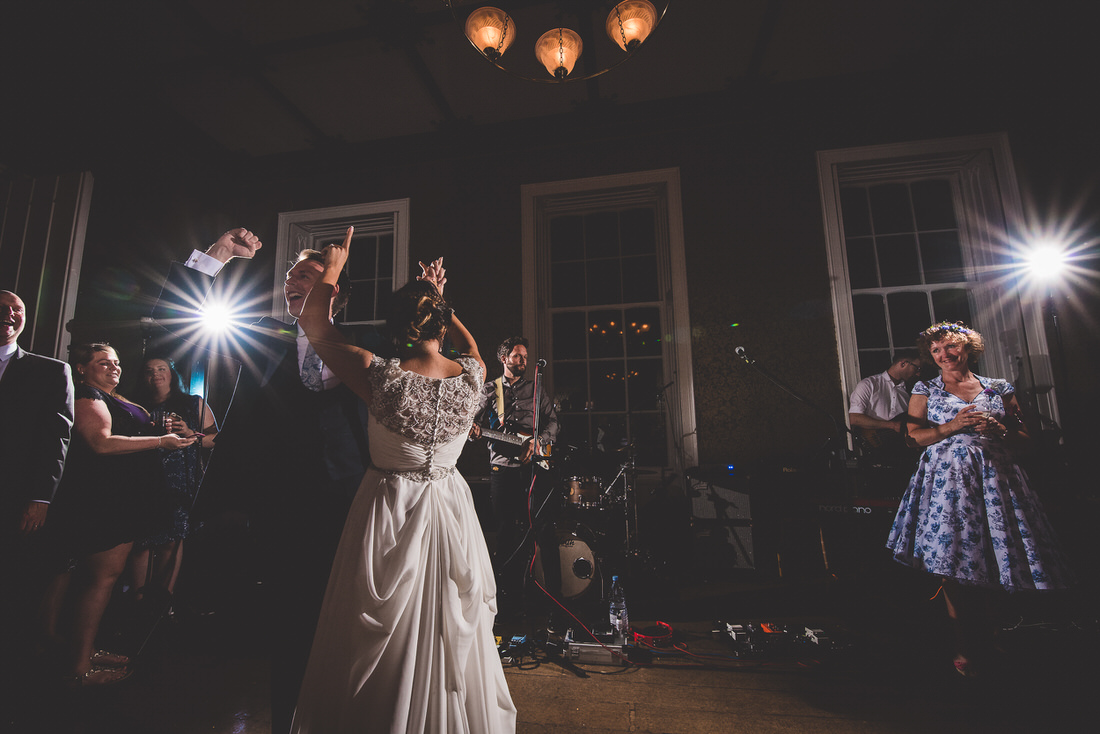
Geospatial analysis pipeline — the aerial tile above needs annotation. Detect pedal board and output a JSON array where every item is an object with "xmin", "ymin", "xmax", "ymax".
[{"xmin": 564, "ymin": 629, "xmax": 629, "ymax": 666}]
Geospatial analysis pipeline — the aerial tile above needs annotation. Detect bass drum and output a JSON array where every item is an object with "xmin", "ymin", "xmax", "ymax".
[{"xmin": 533, "ymin": 521, "xmax": 602, "ymax": 600}]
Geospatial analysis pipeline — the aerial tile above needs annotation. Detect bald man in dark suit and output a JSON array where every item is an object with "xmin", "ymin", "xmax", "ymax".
[{"xmin": 0, "ymin": 290, "xmax": 75, "ymax": 655}]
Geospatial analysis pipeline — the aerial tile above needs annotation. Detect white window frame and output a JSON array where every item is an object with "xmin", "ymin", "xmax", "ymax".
[
  {"xmin": 818, "ymin": 133, "xmax": 1058, "ymax": 429},
  {"xmin": 273, "ymin": 199, "xmax": 411, "ymax": 322},
  {"xmin": 521, "ymin": 168, "xmax": 698, "ymax": 472}
]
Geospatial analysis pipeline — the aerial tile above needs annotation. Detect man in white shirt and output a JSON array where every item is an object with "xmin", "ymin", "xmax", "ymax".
[
  {"xmin": 848, "ymin": 351, "xmax": 922, "ymax": 435},
  {"xmin": 848, "ymin": 351, "xmax": 922, "ymax": 473}
]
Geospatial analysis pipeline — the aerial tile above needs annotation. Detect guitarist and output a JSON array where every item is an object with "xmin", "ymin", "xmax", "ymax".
[
  {"xmin": 470, "ymin": 336, "xmax": 560, "ymax": 622},
  {"xmin": 848, "ymin": 350, "xmax": 922, "ymax": 471}
]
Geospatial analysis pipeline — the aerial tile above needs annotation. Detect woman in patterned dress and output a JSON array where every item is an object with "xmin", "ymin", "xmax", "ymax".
[
  {"xmin": 129, "ymin": 355, "xmax": 217, "ymax": 601},
  {"xmin": 886, "ymin": 322, "xmax": 1073, "ymax": 677},
  {"xmin": 290, "ymin": 227, "xmax": 516, "ymax": 733}
]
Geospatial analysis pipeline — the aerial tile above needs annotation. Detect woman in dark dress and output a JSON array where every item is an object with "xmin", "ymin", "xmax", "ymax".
[
  {"xmin": 129, "ymin": 355, "xmax": 217, "ymax": 600},
  {"xmin": 41, "ymin": 343, "xmax": 196, "ymax": 686}
]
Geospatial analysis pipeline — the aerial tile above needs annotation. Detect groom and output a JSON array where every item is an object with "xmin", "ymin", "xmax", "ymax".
[{"xmin": 151, "ymin": 228, "xmax": 381, "ymax": 733}]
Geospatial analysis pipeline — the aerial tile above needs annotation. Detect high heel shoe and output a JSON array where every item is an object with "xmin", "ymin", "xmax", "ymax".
[
  {"xmin": 90, "ymin": 650, "xmax": 130, "ymax": 668},
  {"xmin": 953, "ymin": 656, "xmax": 978, "ymax": 678},
  {"xmin": 63, "ymin": 666, "xmax": 132, "ymax": 688}
]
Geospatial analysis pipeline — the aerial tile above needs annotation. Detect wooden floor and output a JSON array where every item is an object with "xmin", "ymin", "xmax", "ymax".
[
  {"xmin": 5, "ymin": 565, "xmax": 1096, "ymax": 734},
  {"xmin": 5, "ymin": 472, "xmax": 1098, "ymax": 734}
]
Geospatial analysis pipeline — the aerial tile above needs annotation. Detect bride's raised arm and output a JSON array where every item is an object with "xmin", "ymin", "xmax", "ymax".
[
  {"xmin": 299, "ymin": 226, "xmax": 375, "ymax": 402},
  {"xmin": 418, "ymin": 258, "xmax": 484, "ymax": 377}
]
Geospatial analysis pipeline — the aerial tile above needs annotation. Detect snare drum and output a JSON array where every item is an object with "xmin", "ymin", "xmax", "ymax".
[{"xmin": 565, "ymin": 476, "xmax": 602, "ymax": 508}]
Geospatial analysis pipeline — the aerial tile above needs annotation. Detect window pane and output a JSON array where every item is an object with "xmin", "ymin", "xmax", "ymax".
[
  {"xmin": 887, "ymin": 291, "xmax": 931, "ymax": 350},
  {"xmin": 551, "ymin": 215, "xmax": 584, "ymax": 262},
  {"xmin": 585, "ymin": 211, "xmax": 619, "ymax": 259},
  {"xmin": 853, "ymin": 294, "xmax": 888, "ymax": 348},
  {"xmin": 858, "ymin": 350, "xmax": 891, "ymax": 379},
  {"xmin": 558, "ymin": 413, "xmax": 590, "ymax": 452},
  {"xmin": 588, "ymin": 309, "xmax": 624, "ymax": 359},
  {"xmin": 552, "ymin": 311, "xmax": 586, "ymax": 359},
  {"xmin": 627, "ymin": 358, "xmax": 664, "ymax": 411},
  {"xmin": 590, "ymin": 361, "xmax": 626, "ymax": 412},
  {"xmin": 911, "ymin": 179, "xmax": 956, "ymax": 230},
  {"xmin": 877, "ymin": 233, "xmax": 921, "ymax": 286},
  {"xmin": 840, "ymin": 187, "xmax": 872, "ymax": 237},
  {"xmin": 378, "ymin": 233, "xmax": 393, "ymax": 277},
  {"xmin": 931, "ymin": 288, "xmax": 973, "ymax": 327},
  {"xmin": 348, "ymin": 235, "xmax": 378, "ymax": 279},
  {"xmin": 344, "ymin": 282, "xmax": 371, "ymax": 322},
  {"xmin": 552, "ymin": 261, "xmax": 586, "ymax": 307},
  {"xmin": 631, "ymin": 413, "xmax": 668, "ymax": 466},
  {"xmin": 624, "ymin": 306, "xmax": 661, "ymax": 357},
  {"xmin": 376, "ymin": 281, "xmax": 392, "ymax": 322},
  {"xmin": 553, "ymin": 361, "xmax": 589, "ymax": 414},
  {"xmin": 921, "ymin": 230, "xmax": 966, "ymax": 283},
  {"xmin": 586, "ymin": 258, "xmax": 622, "ymax": 306},
  {"xmin": 594, "ymin": 414, "xmax": 628, "ymax": 453},
  {"xmin": 620, "ymin": 208, "xmax": 656, "ymax": 254},
  {"xmin": 621, "ymin": 254, "xmax": 659, "ymax": 303},
  {"xmin": 869, "ymin": 183, "xmax": 913, "ymax": 235},
  {"xmin": 846, "ymin": 237, "xmax": 878, "ymax": 289}
]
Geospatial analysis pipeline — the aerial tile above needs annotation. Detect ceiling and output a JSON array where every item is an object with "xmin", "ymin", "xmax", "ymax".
[{"xmin": 0, "ymin": 0, "xmax": 1077, "ymax": 171}]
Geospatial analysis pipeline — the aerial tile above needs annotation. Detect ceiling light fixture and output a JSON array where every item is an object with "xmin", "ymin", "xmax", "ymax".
[{"xmin": 447, "ymin": 1, "xmax": 670, "ymax": 82}]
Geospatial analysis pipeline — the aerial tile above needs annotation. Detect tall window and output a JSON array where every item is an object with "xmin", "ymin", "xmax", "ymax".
[
  {"xmin": 523, "ymin": 169, "xmax": 697, "ymax": 472},
  {"xmin": 549, "ymin": 207, "xmax": 666, "ymax": 464},
  {"xmin": 273, "ymin": 199, "xmax": 410, "ymax": 324},
  {"xmin": 818, "ymin": 134, "xmax": 1058, "ymax": 426},
  {"xmin": 842, "ymin": 178, "xmax": 973, "ymax": 377}
]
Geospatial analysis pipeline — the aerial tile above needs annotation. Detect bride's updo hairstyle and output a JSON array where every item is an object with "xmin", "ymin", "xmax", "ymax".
[{"xmin": 387, "ymin": 280, "xmax": 451, "ymax": 349}]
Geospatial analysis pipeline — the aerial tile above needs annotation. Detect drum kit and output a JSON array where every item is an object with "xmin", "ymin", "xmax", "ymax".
[{"xmin": 534, "ymin": 444, "xmax": 653, "ymax": 605}]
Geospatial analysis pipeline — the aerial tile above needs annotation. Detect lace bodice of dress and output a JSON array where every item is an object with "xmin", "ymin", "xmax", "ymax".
[{"xmin": 368, "ymin": 355, "xmax": 485, "ymax": 446}]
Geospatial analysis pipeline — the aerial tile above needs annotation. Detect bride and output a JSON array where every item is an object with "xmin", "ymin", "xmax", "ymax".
[{"xmin": 290, "ymin": 228, "xmax": 516, "ymax": 733}]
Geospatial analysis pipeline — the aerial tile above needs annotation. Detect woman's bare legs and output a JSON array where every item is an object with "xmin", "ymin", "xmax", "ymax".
[
  {"xmin": 942, "ymin": 579, "xmax": 991, "ymax": 675},
  {"xmin": 67, "ymin": 542, "xmax": 132, "ymax": 675}
]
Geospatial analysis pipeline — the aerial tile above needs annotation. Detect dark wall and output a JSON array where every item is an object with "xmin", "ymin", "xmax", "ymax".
[{"xmin": 68, "ymin": 46, "xmax": 1100, "ymax": 479}]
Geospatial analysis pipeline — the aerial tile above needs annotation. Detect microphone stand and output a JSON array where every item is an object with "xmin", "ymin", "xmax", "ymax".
[{"xmin": 734, "ymin": 347, "xmax": 855, "ymax": 471}]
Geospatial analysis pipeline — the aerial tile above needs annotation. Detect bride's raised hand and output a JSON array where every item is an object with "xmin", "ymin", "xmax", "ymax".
[
  {"xmin": 417, "ymin": 257, "xmax": 447, "ymax": 296},
  {"xmin": 322, "ymin": 226, "xmax": 354, "ymax": 275}
]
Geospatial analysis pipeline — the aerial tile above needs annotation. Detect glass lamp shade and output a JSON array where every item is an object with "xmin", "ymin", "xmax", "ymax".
[
  {"xmin": 535, "ymin": 27, "xmax": 582, "ymax": 79},
  {"xmin": 605, "ymin": 0, "xmax": 658, "ymax": 52},
  {"xmin": 465, "ymin": 7, "xmax": 516, "ymax": 60}
]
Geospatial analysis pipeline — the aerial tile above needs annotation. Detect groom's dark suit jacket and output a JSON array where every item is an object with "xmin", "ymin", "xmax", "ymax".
[
  {"xmin": 0, "ymin": 347, "xmax": 74, "ymax": 531},
  {"xmin": 153, "ymin": 259, "xmax": 384, "ymax": 733},
  {"xmin": 151, "ymin": 261, "xmax": 378, "ymax": 530}
]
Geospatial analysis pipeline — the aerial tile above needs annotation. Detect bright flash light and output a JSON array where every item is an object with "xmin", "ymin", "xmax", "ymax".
[
  {"xmin": 200, "ymin": 301, "xmax": 236, "ymax": 334},
  {"xmin": 1024, "ymin": 243, "xmax": 1069, "ymax": 282}
]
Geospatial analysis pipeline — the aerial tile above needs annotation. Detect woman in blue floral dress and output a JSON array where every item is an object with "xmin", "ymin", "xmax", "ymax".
[{"xmin": 886, "ymin": 322, "xmax": 1073, "ymax": 676}]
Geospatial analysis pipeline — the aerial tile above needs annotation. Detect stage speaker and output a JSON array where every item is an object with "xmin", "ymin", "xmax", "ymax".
[
  {"xmin": 690, "ymin": 519, "xmax": 755, "ymax": 571},
  {"xmin": 686, "ymin": 466, "xmax": 755, "ymax": 572}
]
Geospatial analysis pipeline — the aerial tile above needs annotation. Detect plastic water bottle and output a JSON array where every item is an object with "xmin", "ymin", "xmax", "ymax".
[{"xmin": 609, "ymin": 575, "xmax": 629, "ymax": 640}]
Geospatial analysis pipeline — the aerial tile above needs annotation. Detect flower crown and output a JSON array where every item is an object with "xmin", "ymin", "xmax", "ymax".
[{"xmin": 920, "ymin": 321, "xmax": 974, "ymax": 338}]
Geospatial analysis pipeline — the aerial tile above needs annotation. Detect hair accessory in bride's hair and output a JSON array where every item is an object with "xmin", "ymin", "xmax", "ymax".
[{"xmin": 920, "ymin": 321, "xmax": 973, "ymax": 337}]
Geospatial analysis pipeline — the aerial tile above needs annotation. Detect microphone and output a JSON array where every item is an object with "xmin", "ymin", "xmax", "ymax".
[{"xmin": 536, "ymin": 358, "xmax": 547, "ymax": 367}]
